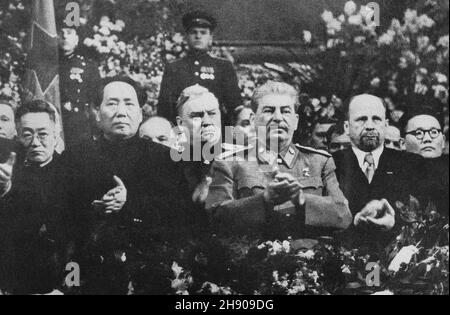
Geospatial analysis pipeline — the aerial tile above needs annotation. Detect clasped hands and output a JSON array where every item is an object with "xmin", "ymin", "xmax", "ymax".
[
  {"xmin": 354, "ymin": 199, "xmax": 396, "ymax": 231},
  {"xmin": 92, "ymin": 175, "xmax": 127, "ymax": 214},
  {"xmin": 263, "ymin": 170, "xmax": 305, "ymax": 207},
  {"xmin": 0, "ymin": 153, "xmax": 16, "ymax": 197}
]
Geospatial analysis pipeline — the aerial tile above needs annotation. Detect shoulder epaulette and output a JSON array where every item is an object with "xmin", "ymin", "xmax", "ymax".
[{"xmin": 295, "ymin": 144, "xmax": 331, "ymax": 157}]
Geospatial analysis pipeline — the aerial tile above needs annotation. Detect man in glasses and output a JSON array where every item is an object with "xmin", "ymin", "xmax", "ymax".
[
  {"xmin": 404, "ymin": 111, "xmax": 445, "ymax": 159},
  {"xmin": 402, "ymin": 107, "xmax": 448, "ymax": 215},
  {"xmin": 0, "ymin": 100, "xmax": 76, "ymax": 294}
]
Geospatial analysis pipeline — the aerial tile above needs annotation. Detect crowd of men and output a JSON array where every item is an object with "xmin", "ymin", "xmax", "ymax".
[{"xmin": 0, "ymin": 11, "xmax": 448, "ymax": 295}]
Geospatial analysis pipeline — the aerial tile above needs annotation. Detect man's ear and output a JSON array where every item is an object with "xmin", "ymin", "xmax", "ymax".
[
  {"xmin": 344, "ymin": 121, "xmax": 350, "ymax": 135},
  {"xmin": 294, "ymin": 114, "xmax": 300, "ymax": 131},
  {"xmin": 93, "ymin": 107, "xmax": 101, "ymax": 122},
  {"xmin": 176, "ymin": 116, "xmax": 184, "ymax": 128}
]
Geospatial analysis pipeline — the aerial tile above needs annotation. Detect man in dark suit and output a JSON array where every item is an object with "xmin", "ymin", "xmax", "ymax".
[
  {"xmin": 0, "ymin": 100, "xmax": 78, "ymax": 294},
  {"xmin": 63, "ymin": 76, "xmax": 191, "ymax": 294},
  {"xmin": 333, "ymin": 94, "xmax": 425, "ymax": 246},
  {"xmin": 158, "ymin": 10, "xmax": 241, "ymax": 126},
  {"xmin": 402, "ymin": 107, "xmax": 448, "ymax": 216}
]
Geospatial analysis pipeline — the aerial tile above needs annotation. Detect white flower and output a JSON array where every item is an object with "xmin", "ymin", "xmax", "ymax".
[
  {"xmin": 344, "ymin": 1, "xmax": 357, "ymax": 16},
  {"xmin": 297, "ymin": 250, "xmax": 315, "ymax": 260},
  {"xmin": 390, "ymin": 19, "xmax": 402, "ymax": 33},
  {"xmin": 371, "ymin": 290, "xmax": 394, "ymax": 295},
  {"xmin": 303, "ymin": 30, "xmax": 312, "ymax": 43},
  {"xmin": 404, "ymin": 9, "xmax": 418, "ymax": 24},
  {"xmin": 360, "ymin": 6, "xmax": 375, "ymax": 22},
  {"xmin": 388, "ymin": 245, "xmax": 419, "ymax": 273},
  {"xmin": 434, "ymin": 73, "xmax": 448, "ymax": 84},
  {"xmin": 437, "ymin": 35, "xmax": 449, "ymax": 48},
  {"xmin": 172, "ymin": 262, "xmax": 184, "ymax": 278},
  {"xmin": 172, "ymin": 33, "xmax": 184, "ymax": 44},
  {"xmin": 378, "ymin": 31, "xmax": 395, "ymax": 46},
  {"xmin": 99, "ymin": 16, "xmax": 110, "ymax": 28},
  {"xmin": 348, "ymin": 14, "xmax": 363, "ymax": 26},
  {"xmin": 321, "ymin": 10, "xmax": 334, "ymax": 24},
  {"xmin": 327, "ymin": 19, "xmax": 342, "ymax": 36},
  {"xmin": 116, "ymin": 19, "xmax": 125, "ymax": 29},
  {"xmin": 417, "ymin": 36, "xmax": 430, "ymax": 51},
  {"xmin": 418, "ymin": 14, "xmax": 435, "ymax": 29},
  {"xmin": 338, "ymin": 14, "xmax": 345, "ymax": 23},
  {"xmin": 79, "ymin": 17, "xmax": 87, "ymax": 26},
  {"xmin": 99, "ymin": 27, "xmax": 111, "ymax": 36},
  {"xmin": 83, "ymin": 38, "xmax": 94, "ymax": 47},
  {"xmin": 288, "ymin": 285, "xmax": 306, "ymax": 295},
  {"xmin": 270, "ymin": 241, "xmax": 283, "ymax": 255}
]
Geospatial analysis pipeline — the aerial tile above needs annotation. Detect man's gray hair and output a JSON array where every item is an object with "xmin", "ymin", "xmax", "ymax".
[
  {"xmin": 251, "ymin": 81, "xmax": 300, "ymax": 113},
  {"xmin": 176, "ymin": 85, "xmax": 218, "ymax": 116}
]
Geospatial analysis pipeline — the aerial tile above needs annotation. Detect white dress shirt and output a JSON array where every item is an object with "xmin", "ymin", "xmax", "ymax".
[{"xmin": 352, "ymin": 145, "xmax": 384, "ymax": 174}]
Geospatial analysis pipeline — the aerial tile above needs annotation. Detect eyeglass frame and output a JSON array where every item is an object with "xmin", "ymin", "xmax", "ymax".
[{"xmin": 405, "ymin": 128, "xmax": 442, "ymax": 141}]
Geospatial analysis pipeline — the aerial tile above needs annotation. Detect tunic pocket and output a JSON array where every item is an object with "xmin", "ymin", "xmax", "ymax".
[{"xmin": 299, "ymin": 177, "xmax": 324, "ymax": 195}]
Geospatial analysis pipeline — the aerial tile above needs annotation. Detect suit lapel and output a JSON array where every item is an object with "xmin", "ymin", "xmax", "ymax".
[{"xmin": 371, "ymin": 149, "xmax": 394, "ymax": 186}]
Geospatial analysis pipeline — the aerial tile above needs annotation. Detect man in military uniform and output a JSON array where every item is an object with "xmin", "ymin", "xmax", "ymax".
[
  {"xmin": 158, "ymin": 10, "xmax": 242, "ymax": 126},
  {"xmin": 173, "ymin": 85, "xmax": 233, "ymax": 211},
  {"xmin": 205, "ymin": 81, "xmax": 352, "ymax": 239},
  {"xmin": 59, "ymin": 26, "xmax": 100, "ymax": 149}
]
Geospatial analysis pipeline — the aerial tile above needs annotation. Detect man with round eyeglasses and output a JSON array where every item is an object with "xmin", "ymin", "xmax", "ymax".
[{"xmin": 402, "ymin": 107, "xmax": 448, "ymax": 216}]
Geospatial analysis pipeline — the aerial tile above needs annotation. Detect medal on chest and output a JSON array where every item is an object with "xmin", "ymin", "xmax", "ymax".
[{"xmin": 200, "ymin": 66, "xmax": 215, "ymax": 80}]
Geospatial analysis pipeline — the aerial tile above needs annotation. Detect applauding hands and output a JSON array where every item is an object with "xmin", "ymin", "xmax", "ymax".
[
  {"xmin": 0, "ymin": 152, "xmax": 16, "ymax": 197},
  {"xmin": 354, "ymin": 199, "xmax": 396, "ymax": 231},
  {"xmin": 263, "ymin": 170, "xmax": 305, "ymax": 207},
  {"xmin": 92, "ymin": 175, "xmax": 127, "ymax": 214}
]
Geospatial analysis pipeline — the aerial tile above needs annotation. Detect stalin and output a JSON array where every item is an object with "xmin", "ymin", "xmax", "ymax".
[
  {"xmin": 206, "ymin": 82, "xmax": 352, "ymax": 239},
  {"xmin": 158, "ymin": 10, "xmax": 242, "ymax": 126},
  {"xmin": 58, "ymin": 26, "xmax": 101, "ymax": 149}
]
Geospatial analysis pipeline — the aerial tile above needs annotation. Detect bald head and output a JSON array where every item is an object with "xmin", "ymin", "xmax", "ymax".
[
  {"xmin": 347, "ymin": 94, "xmax": 388, "ymax": 152},
  {"xmin": 139, "ymin": 116, "xmax": 174, "ymax": 147}
]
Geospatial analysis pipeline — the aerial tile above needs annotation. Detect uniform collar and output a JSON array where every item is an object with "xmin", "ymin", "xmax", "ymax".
[
  {"xmin": 187, "ymin": 49, "xmax": 210, "ymax": 60},
  {"xmin": 256, "ymin": 142, "xmax": 298, "ymax": 169}
]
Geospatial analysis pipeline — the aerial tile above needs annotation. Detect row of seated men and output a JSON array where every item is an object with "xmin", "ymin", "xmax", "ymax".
[{"xmin": 0, "ymin": 78, "xmax": 448, "ymax": 294}]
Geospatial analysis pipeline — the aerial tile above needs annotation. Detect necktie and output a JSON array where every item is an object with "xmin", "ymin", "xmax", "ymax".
[{"xmin": 364, "ymin": 153, "xmax": 375, "ymax": 184}]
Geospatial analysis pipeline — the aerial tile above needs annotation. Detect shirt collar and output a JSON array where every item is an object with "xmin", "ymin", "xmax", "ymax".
[{"xmin": 352, "ymin": 145, "xmax": 384, "ymax": 170}]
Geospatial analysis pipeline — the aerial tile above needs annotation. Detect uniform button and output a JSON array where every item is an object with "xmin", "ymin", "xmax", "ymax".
[
  {"xmin": 74, "ymin": 107, "xmax": 79, "ymax": 113},
  {"xmin": 194, "ymin": 61, "xmax": 200, "ymax": 65},
  {"xmin": 77, "ymin": 89, "xmax": 81, "ymax": 93},
  {"xmin": 195, "ymin": 72, "xmax": 199, "ymax": 76}
]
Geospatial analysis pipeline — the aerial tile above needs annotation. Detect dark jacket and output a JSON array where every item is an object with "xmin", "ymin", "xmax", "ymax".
[
  {"xmin": 0, "ymin": 155, "xmax": 74, "ymax": 294},
  {"xmin": 332, "ymin": 147, "xmax": 427, "ymax": 247},
  {"xmin": 62, "ymin": 136, "xmax": 194, "ymax": 244},
  {"xmin": 419, "ymin": 155, "xmax": 449, "ymax": 216},
  {"xmin": 158, "ymin": 51, "xmax": 242, "ymax": 125}
]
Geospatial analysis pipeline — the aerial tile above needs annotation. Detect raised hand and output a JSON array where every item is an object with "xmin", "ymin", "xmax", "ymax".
[{"xmin": 0, "ymin": 152, "xmax": 16, "ymax": 197}]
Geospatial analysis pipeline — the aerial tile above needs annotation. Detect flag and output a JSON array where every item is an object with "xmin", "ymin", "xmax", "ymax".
[{"xmin": 23, "ymin": 0, "xmax": 64, "ymax": 151}]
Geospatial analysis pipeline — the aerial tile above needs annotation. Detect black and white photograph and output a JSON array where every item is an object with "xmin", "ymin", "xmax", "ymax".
[{"xmin": 0, "ymin": 0, "xmax": 449, "ymax": 298}]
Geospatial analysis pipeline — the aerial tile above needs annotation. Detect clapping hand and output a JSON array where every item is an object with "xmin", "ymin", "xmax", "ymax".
[
  {"xmin": 264, "ymin": 171, "xmax": 303, "ymax": 206},
  {"xmin": 92, "ymin": 176, "xmax": 127, "ymax": 214},
  {"xmin": 0, "ymin": 152, "xmax": 16, "ymax": 197},
  {"xmin": 354, "ymin": 199, "xmax": 396, "ymax": 231}
]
